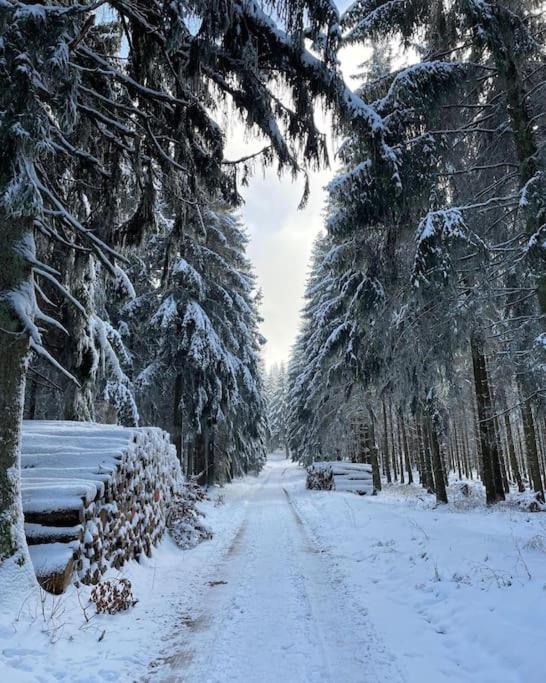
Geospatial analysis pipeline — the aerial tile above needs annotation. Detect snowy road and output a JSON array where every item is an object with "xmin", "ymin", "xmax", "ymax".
[
  {"xmin": 3, "ymin": 454, "xmax": 545, "ymax": 682},
  {"xmin": 154, "ymin": 454, "xmax": 400, "ymax": 683}
]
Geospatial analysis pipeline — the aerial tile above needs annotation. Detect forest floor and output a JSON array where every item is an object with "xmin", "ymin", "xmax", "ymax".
[{"xmin": 2, "ymin": 453, "xmax": 546, "ymax": 682}]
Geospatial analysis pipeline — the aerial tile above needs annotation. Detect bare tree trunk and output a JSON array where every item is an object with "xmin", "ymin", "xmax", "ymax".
[
  {"xmin": 470, "ymin": 335, "xmax": 505, "ymax": 504},
  {"xmin": 207, "ymin": 434, "xmax": 215, "ymax": 486},
  {"xmin": 462, "ymin": 421, "xmax": 472, "ymax": 479},
  {"xmin": 26, "ymin": 375, "xmax": 38, "ymax": 420},
  {"xmin": 0, "ymin": 332, "xmax": 31, "ymax": 561},
  {"xmin": 381, "ymin": 398, "xmax": 392, "ymax": 484},
  {"xmin": 396, "ymin": 411, "xmax": 405, "ymax": 484},
  {"xmin": 389, "ymin": 399, "xmax": 398, "ymax": 482},
  {"xmin": 0, "ymin": 214, "xmax": 37, "ymax": 595},
  {"xmin": 519, "ymin": 394, "xmax": 545, "ymax": 502},
  {"xmin": 365, "ymin": 410, "xmax": 382, "ymax": 493},
  {"xmin": 417, "ymin": 416, "xmax": 434, "ymax": 492},
  {"xmin": 194, "ymin": 430, "xmax": 208, "ymax": 485},
  {"xmin": 428, "ymin": 416, "xmax": 448, "ymax": 504},
  {"xmin": 471, "ymin": 389, "xmax": 483, "ymax": 480},
  {"xmin": 400, "ymin": 412, "xmax": 413, "ymax": 484},
  {"xmin": 453, "ymin": 423, "xmax": 462, "ymax": 479},
  {"xmin": 493, "ymin": 416, "xmax": 510, "ymax": 494},
  {"xmin": 504, "ymin": 413, "xmax": 524, "ymax": 493},
  {"xmin": 414, "ymin": 418, "xmax": 425, "ymax": 485},
  {"xmin": 173, "ymin": 373, "xmax": 183, "ymax": 460}
]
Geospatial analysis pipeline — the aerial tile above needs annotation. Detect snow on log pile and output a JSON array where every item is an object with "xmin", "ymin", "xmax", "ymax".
[
  {"xmin": 307, "ymin": 461, "xmax": 374, "ymax": 495},
  {"xmin": 21, "ymin": 421, "xmax": 182, "ymax": 594}
]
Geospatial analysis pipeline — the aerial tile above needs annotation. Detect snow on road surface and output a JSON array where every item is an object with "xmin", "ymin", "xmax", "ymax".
[{"xmin": 151, "ymin": 453, "xmax": 401, "ymax": 682}]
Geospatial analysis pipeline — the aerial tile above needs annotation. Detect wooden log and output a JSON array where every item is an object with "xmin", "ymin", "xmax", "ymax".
[
  {"xmin": 25, "ymin": 523, "xmax": 83, "ymax": 546},
  {"xmin": 36, "ymin": 557, "xmax": 75, "ymax": 595},
  {"xmin": 24, "ymin": 507, "xmax": 85, "ymax": 527}
]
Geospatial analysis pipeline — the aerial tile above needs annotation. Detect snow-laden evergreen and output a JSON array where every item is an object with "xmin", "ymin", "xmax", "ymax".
[
  {"xmin": 127, "ymin": 204, "xmax": 267, "ymax": 483},
  {"xmin": 0, "ymin": 0, "xmax": 368, "ymax": 579}
]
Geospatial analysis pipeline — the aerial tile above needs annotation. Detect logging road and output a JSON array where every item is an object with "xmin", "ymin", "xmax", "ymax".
[{"xmin": 154, "ymin": 454, "xmax": 400, "ymax": 683}]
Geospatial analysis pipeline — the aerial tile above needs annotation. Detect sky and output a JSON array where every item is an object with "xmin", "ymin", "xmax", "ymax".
[{"xmin": 225, "ymin": 19, "xmax": 364, "ymax": 370}]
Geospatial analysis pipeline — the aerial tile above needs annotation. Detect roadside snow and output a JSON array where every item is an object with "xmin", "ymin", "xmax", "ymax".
[
  {"xmin": 0, "ymin": 485, "xmax": 247, "ymax": 683},
  {"xmin": 293, "ymin": 479, "xmax": 546, "ymax": 683}
]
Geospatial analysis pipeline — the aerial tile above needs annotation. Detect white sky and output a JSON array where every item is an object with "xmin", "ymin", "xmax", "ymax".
[{"xmin": 225, "ymin": 11, "xmax": 365, "ymax": 369}]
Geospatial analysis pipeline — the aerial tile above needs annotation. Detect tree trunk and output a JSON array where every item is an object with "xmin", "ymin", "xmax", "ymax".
[
  {"xmin": 453, "ymin": 424, "xmax": 462, "ymax": 479},
  {"xmin": 0, "ymin": 215, "xmax": 37, "ymax": 597},
  {"xmin": 471, "ymin": 389, "xmax": 483, "ymax": 479},
  {"xmin": 493, "ymin": 416, "xmax": 510, "ymax": 494},
  {"xmin": 396, "ymin": 412, "xmax": 405, "ymax": 484},
  {"xmin": 173, "ymin": 373, "xmax": 183, "ymax": 460},
  {"xmin": 366, "ymin": 411, "xmax": 382, "ymax": 493},
  {"xmin": 420, "ymin": 416, "xmax": 435, "ymax": 493},
  {"xmin": 389, "ymin": 400, "xmax": 398, "ymax": 481},
  {"xmin": 400, "ymin": 412, "xmax": 413, "ymax": 484},
  {"xmin": 504, "ymin": 413, "xmax": 525, "ymax": 493},
  {"xmin": 462, "ymin": 422, "xmax": 472, "ymax": 479},
  {"xmin": 519, "ymin": 395, "xmax": 545, "ymax": 502},
  {"xmin": 470, "ymin": 335, "xmax": 505, "ymax": 504},
  {"xmin": 428, "ymin": 416, "xmax": 448, "ymax": 504},
  {"xmin": 207, "ymin": 434, "xmax": 215, "ymax": 486},
  {"xmin": 194, "ymin": 430, "xmax": 208, "ymax": 485},
  {"xmin": 382, "ymin": 398, "xmax": 392, "ymax": 484}
]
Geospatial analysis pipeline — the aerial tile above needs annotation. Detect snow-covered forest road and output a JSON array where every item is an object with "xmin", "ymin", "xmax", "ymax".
[
  {"xmin": 155, "ymin": 453, "xmax": 400, "ymax": 682},
  {"xmin": 149, "ymin": 455, "xmax": 546, "ymax": 683},
  {"xmin": 3, "ymin": 455, "xmax": 545, "ymax": 683}
]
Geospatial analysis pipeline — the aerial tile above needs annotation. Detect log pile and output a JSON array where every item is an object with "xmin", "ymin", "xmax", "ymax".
[
  {"xmin": 307, "ymin": 461, "xmax": 374, "ymax": 495},
  {"xmin": 306, "ymin": 464, "xmax": 335, "ymax": 491},
  {"xmin": 21, "ymin": 421, "xmax": 182, "ymax": 594}
]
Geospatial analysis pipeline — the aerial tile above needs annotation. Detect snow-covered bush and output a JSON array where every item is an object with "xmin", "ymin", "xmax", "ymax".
[
  {"xmin": 167, "ymin": 480, "xmax": 213, "ymax": 550},
  {"xmin": 523, "ymin": 534, "xmax": 546, "ymax": 554}
]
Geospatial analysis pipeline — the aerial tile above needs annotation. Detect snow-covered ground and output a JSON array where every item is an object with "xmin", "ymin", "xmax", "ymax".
[
  {"xmin": 2, "ymin": 454, "xmax": 546, "ymax": 682},
  {"xmin": 292, "ymin": 478, "xmax": 546, "ymax": 683},
  {"xmin": 0, "ymin": 481, "xmax": 249, "ymax": 683}
]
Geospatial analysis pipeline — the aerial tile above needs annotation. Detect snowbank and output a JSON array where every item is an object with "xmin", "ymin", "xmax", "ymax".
[
  {"xmin": 293, "ymin": 476, "xmax": 546, "ymax": 682},
  {"xmin": 0, "ymin": 484, "xmax": 246, "ymax": 683}
]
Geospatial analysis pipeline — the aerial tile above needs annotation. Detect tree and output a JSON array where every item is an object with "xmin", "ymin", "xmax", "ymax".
[{"xmin": 266, "ymin": 363, "xmax": 290, "ymax": 456}]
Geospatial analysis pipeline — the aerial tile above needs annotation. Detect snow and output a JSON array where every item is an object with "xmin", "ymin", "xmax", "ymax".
[
  {"xmin": 0, "ymin": 478, "xmax": 248, "ymax": 682},
  {"xmin": 2, "ymin": 454, "xmax": 546, "ymax": 682},
  {"xmin": 28, "ymin": 542, "xmax": 78, "ymax": 575},
  {"xmin": 294, "ymin": 478, "xmax": 546, "ymax": 683}
]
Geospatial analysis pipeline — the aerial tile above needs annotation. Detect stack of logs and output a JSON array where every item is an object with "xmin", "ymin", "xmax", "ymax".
[
  {"xmin": 307, "ymin": 461, "xmax": 374, "ymax": 495},
  {"xmin": 21, "ymin": 421, "xmax": 182, "ymax": 594}
]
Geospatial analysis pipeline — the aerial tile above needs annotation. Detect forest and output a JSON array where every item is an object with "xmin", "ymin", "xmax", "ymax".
[
  {"xmin": 0, "ymin": 1, "xmax": 545, "ymax": 681},
  {"xmin": 270, "ymin": 0, "xmax": 546, "ymax": 509}
]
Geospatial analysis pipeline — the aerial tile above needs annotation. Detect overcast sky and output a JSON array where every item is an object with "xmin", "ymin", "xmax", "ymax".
[{"xmin": 226, "ymin": 12, "xmax": 364, "ymax": 370}]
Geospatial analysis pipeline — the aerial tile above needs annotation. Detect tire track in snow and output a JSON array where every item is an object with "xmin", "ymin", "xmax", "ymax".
[{"xmin": 149, "ymin": 456, "xmax": 403, "ymax": 682}]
